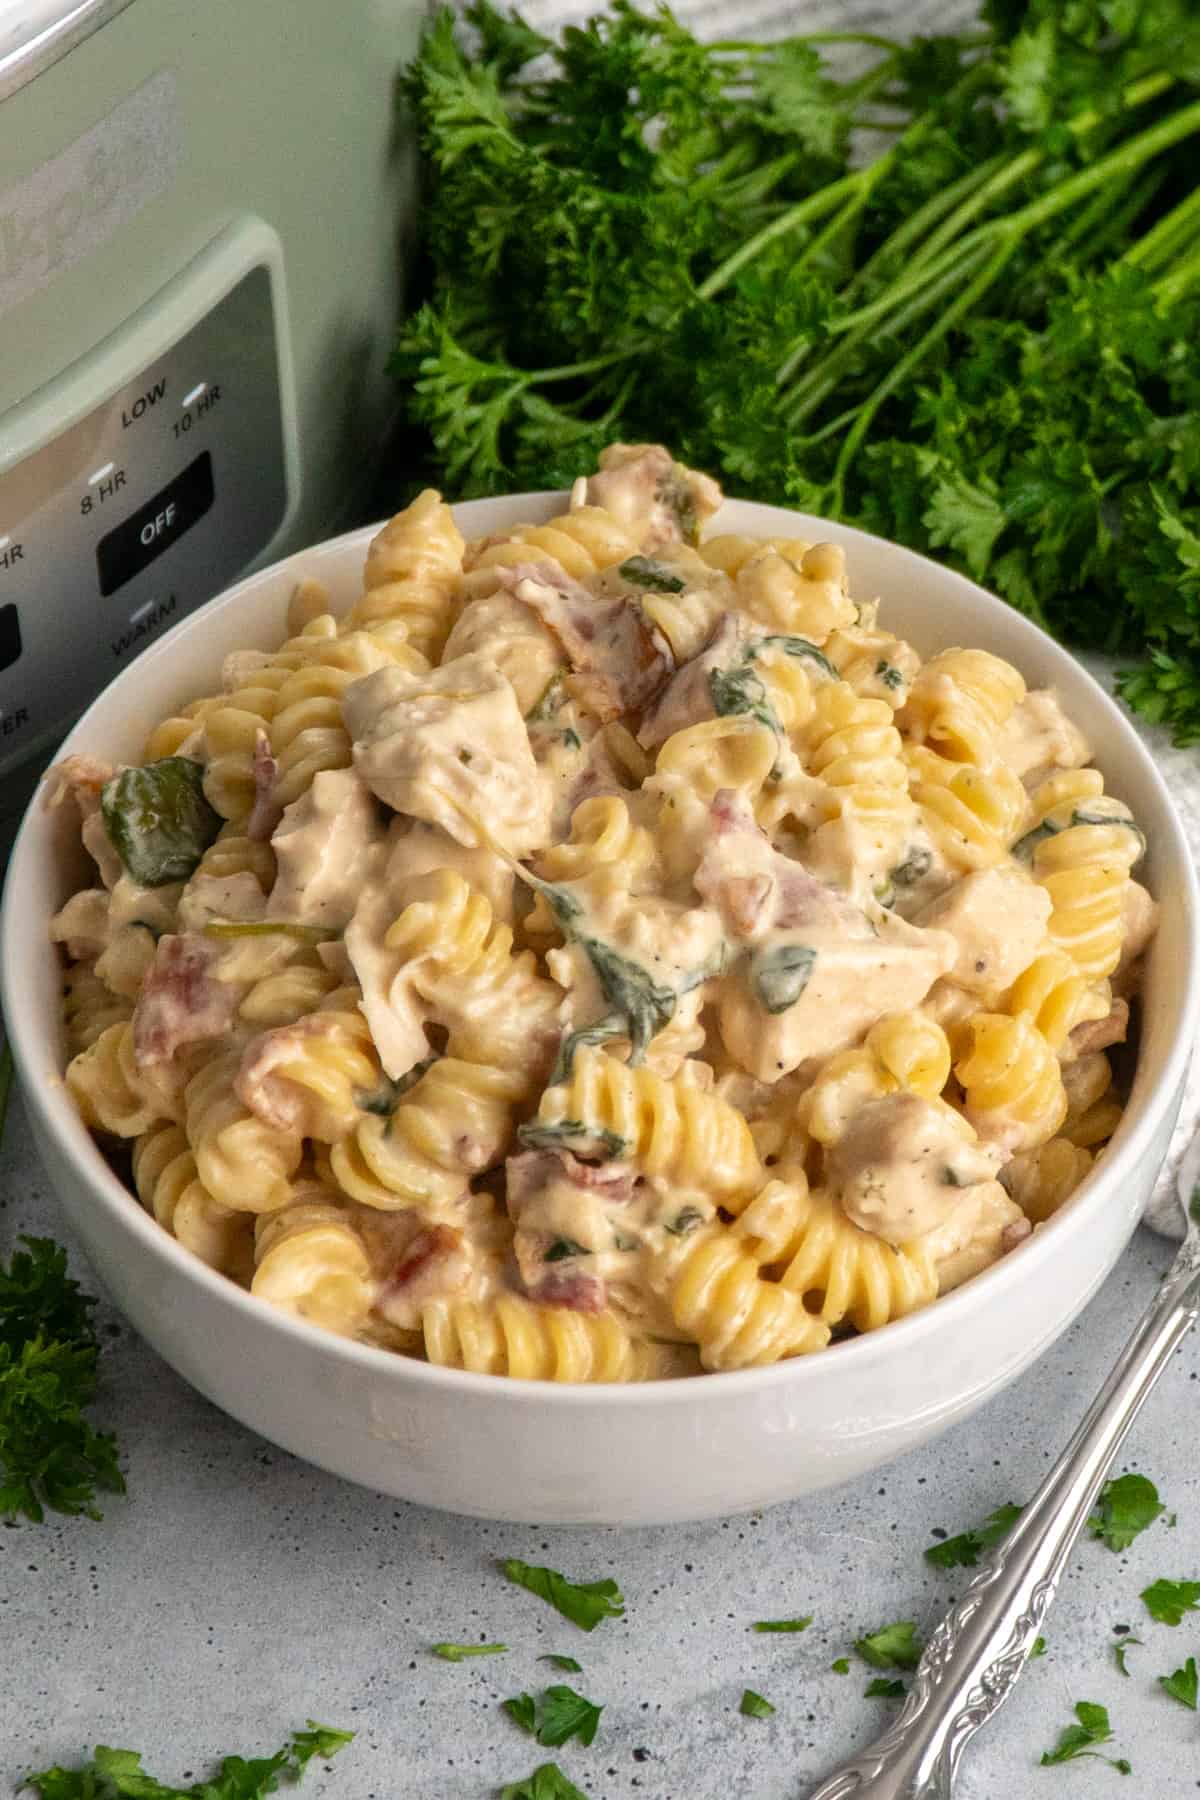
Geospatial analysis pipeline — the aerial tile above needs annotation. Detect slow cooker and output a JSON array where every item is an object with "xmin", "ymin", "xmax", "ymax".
[{"xmin": 0, "ymin": 0, "xmax": 426, "ymax": 779}]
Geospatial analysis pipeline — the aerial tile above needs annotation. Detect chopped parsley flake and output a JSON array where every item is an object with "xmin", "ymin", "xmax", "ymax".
[
  {"xmin": 854, "ymin": 1621, "xmax": 923, "ymax": 1670},
  {"xmin": 739, "ymin": 1689, "xmax": 775, "ymax": 1719},
  {"xmin": 1141, "ymin": 1579, "xmax": 1200, "ymax": 1627},
  {"xmin": 1088, "ymin": 1473, "xmax": 1164, "ymax": 1551},
  {"xmin": 1039, "ymin": 1701, "xmax": 1129, "ymax": 1773},
  {"xmin": 752, "ymin": 1616, "xmax": 813, "ymax": 1634},
  {"xmin": 925, "ymin": 1502, "xmax": 1022, "ymax": 1568},
  {"xmin": 865, "ymin": 1678, "xmax": 905, "ymax": 1699},
  {"xmin": 502, "ymin": 1685, "xmax": 603, "ymax": 1749},
  {"xmin": 502, "ymin": 1559, "xmax": 625, "ymax": 1631},
  {"xmin": 431, "ymin": 1641, "xmax": 508, "ymax": 1661},
  {"xmin": 1158, "ymin": 1656, "xmax": 1198, "ymax": 1710}
]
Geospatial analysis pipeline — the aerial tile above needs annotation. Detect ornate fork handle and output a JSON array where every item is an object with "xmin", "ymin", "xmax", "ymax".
[{"xmin": 806, "ymin": 1227, "xmax": 1200, "ymax": 1800}]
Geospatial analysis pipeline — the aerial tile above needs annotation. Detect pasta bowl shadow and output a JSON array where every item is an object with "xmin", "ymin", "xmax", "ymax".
[{"xmin": 3, "ymin": 492, "xmax": 1197, "ymax": 1525}]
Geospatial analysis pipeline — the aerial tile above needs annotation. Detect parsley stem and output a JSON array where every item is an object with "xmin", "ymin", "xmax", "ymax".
[
  {"xmin": 1122, "ymin": 183, "xmax": 1200, "ymax": 273},
  {"xmin": 905, "ymin": 146, "xmax": 1041, "ymax": 275},
  {"xmin": 843, "ymin": 152, "xmax": 1009, "ymax": 299},
  {"xmin": 708, "ymin": 32, "xmax": 906, "ymax": 55},
  {"xmin": 698, "ymin": 169, "xmax": 875, "ymax": 300},
  {"xmin": 828, "ymin": 234, "xmax": 1018, "ymax": 513},
  {"xmin": 785, "ymin": 236, "xmax": 989, "ymax": 423},
  {"xmin": 1153, "ymin": 238, "xmax": 1200, "ymax": 307},
  {"xmin": 1000, "ymin": 95, "xmax": 1200, "ymax": 241}
]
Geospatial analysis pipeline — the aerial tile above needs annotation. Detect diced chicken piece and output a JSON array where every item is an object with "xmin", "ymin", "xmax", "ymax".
[
  {"xmin": 246, "ymin": 729, "xmax": 282, "ymax": 841},
  {"xmin": 177, "ymin": 871, "xmax": 269, "ymax": 935},
  {"xmin": 132, "ymin": 934, "xmax": 237, "ymax": 1067},
  {"xmin": 1067, "ymin": 996, "xmax": 1129, "ymax": 1059},
  {"xmin": 344, "ymin": 653, "xmax": 551, "ymax": 857},
  {"xmin": 637, "ymin": 613, "xmax": 751, "ymax": 749},
  {"xmin": 718, "ymin": 918, "xmax": 956, "ymax": 1084},
  {"xmin": 996, "ymin": 688, "xmax": 1090, "ymax": 786},
  {"xmin": 268, "ymin": 767, "xmax": 386, "ymax": 931},
  {"xmin": 827, "ymin": 1092, "xmax": 1001, "ymax": 1245},
  {"xmin": 915, "ymin": 867, "xmax": 1051, "ymax": 994},
  {"xmin": 343, "ymin": 884, "xmax": 431, "ymax": 1082},
  {"xmin": 441, "ymin": 583, "xmax": 563, "ymax": 715},
  {"xmin": 44, "ymin": 756, "xmax": 124, "ymax": 887},
  {"xmin": 42, "ymin": 753, "xmax": 115, "ymax": 813},
  {"xmin": 913, "ymin": 1179, "xmax": 1026, "ymax": 1293},
  {"xmin": 586, "ymin": 443, "xmax": 723, "ymax": 547}
]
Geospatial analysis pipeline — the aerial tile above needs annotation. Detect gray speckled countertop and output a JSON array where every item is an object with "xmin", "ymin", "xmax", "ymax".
[{"xmin": 4, "ymin": 1, "xmax": 1200, "ymax": 1794}]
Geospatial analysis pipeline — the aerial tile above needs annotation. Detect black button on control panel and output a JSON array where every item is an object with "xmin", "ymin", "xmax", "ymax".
[
  {"xmin": 96, "ymin": 451, "xmax": 215, "ymax": 597},
  {"xmin": 0, "ymin": 603, "xmax": 20, "ymax": 672}
]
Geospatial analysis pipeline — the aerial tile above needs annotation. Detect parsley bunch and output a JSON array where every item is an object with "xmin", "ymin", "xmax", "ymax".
[
  {"xmin": 0, "ymin": 1235, "xmax": 124, "ymax": 1522},
  {"xmin": 395, "ymin": 0, "xmax": 1200, "ymax": 740}
]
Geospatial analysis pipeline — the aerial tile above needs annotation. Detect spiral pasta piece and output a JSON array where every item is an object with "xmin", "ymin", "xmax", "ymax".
[
  {"xmin": 329, "ymin": 1057, "xmax": 527, "ymax": 1212},
  {"xmin": 62, "ymin": 962, "xmax": 133, "ymax": 1055},
  {"xmin": 803, "ymin": 1013, "xmax": 953, "ymax": 1146},
  {"xmin": 536, "ymin": 795, "xmax": 657, "ymax": 888},
  {"xmin": 235, "ymin": 996, "xmax": 383, "ymax": 1142},
  {"xmin": 1004, "ymin": 1137, "xmax": 1094, "ymax": 1225},
  {"xmin": 734, "ymin": 1179, "xmax": 938, "ymax": 1332},
  {"xmin": 383, "ymin": 873, "xmax": 561, "ymax": 1070},
  {"xmin": 252, "ymin": 1196, "xmax": 375, "ymax": 1335},
  {"xmin": 66, "ymin": 1021, "xmax": 177, "ymax": 1137},
  {"xmin": 907, "ymin": 746, "xmax": 1027, "ymax": 870},
  {"xmin": 343, "ymin": 489, "xmax": 466, "ymax": 661},
  {"xmin": 422, "ymin": 1292, "xmax": 658, "ymax": 1381},
  {"xmin": 190, "ymin": 829, "xmax": 277, "ymax": 894},
  {"xmin": 656, "ymin": 715, "xmax": 778, "ymax": 805},
  {"xmin": 956, "ymin": 1012, "xmax": 1068, "ymax": 1152},
  {"xmin": 535, "ymin": 1048, "xmax": 763, "ymax": 1207},
  {"xmin": 1021, "ymin": 771, "xmax": 1143, "ymax": 980},
  {"xmin": 184, "ymin": 1052, "xmax": 303, "ymax": 1212},
  {"xmin": 656, "ymin": 1225, "xmax": 830, "ymax": 1369},
  {"xmin": 132, "ymin": 1122, "xmax": 252, "ymax": 1274},
  {"xmin": 466, "ymin": 504, "xmax": 639, "ymax": 583},
  {"xmin": 1004, "ymin": 949, "xmax": 1110, "ymax": 1050},
  {"xmin": 701, "ymin": 537, "xmax": 855, "ymax": 640},
  {"xmin": 238, "ymin": 958, "xmax": 341, "ymax": 1030},
  {"xmin": 902, "ymin": 648, "xmax": 1026, "ymax": 763}
]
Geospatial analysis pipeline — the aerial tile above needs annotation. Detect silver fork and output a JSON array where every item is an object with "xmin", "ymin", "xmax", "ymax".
[{"xmin": 805, "ymin": 1119, "xmax": 1200, "ymax": 1800}]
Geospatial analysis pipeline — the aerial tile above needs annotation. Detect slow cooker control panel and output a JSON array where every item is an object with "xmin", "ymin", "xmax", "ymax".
[{"xmin": 0, "ymin": 226, "xmax": 292, "ymax": 774}]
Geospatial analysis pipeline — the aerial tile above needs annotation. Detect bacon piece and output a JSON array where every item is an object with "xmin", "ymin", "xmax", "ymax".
[
  {"xmin": 637, "ymin": 613, "xmax": 749, "ymax": 749},
  {"xmin": 246, "ymin": 729, "xmax": 282, "ymax": 841},
  {"xmin": 389, "ymin": 1224, "xmax": 463, "ymax": 1291},
  {"xmin": 695, "ymin": 788, "xmax": 861, "ymax": 940},
  {"xmin": 492, "ymin": 561, "xmax": 669, "ymax": 716},
  {"xmin": 1067, "ymin": 997, "xmax": 1129, "ymax": 1059},
  {"xmin": 132, "ymin": 934, "xmax": 235, "ymax": 1067},
  {"xmin": 528, "ymin": 1268, "xmax": 608, "ymax": 1313}
]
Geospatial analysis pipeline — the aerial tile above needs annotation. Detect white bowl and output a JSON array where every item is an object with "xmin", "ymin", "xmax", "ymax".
[{"xmin": 4, "ymin": 495, "xmax": 1197, "ymax": 1525}]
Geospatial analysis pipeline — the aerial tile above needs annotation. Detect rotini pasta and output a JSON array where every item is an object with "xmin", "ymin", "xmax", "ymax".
[
  {"xmin": 53, "ymin": 440, "xmax": 1154, "ymax": 1380},
  {"xmin": 902, "ymin": 648, "xmax": 1026, "ymax": 763}
]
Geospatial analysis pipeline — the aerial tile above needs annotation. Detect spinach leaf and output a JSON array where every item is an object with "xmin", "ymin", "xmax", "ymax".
[
  {"xmin": 889, "ymin": 847, "xmax": 933, "ymax": 888},
  {"xmin": 101, "ymin": 758, "xmax": 221, "ymax": 887},
  {"xmin": 518, "ymin": 1118, "xmax": 629, "ymax": 1160},
  {"xmin": 709, "ymin": 664, "xmax": 778, "ymax": 733},
  {"xmin": 752, "ymin": 635, "xmax": 837, "ymax": 680},
  {"xmin": 618, "ymin": 555, "xmax": 686, "ymax": 594},
  {"xmin": 750, "ymin": 943, "xmax": 816, "ymax": 1014}
]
